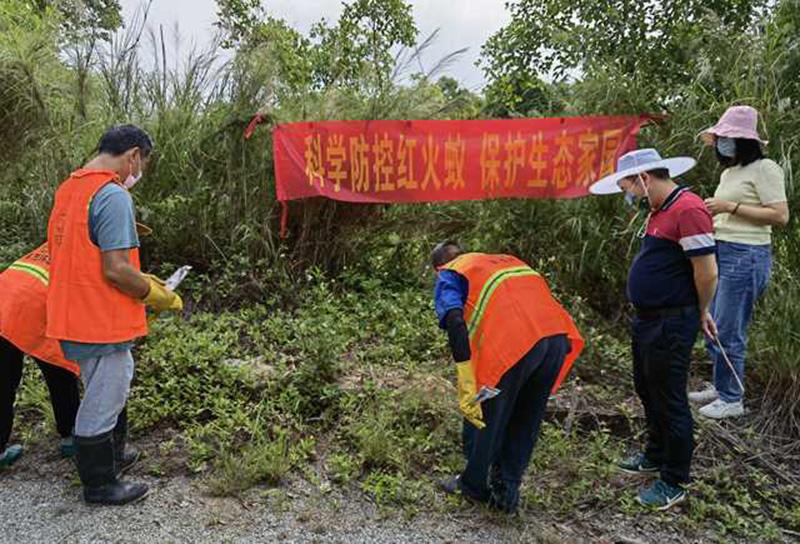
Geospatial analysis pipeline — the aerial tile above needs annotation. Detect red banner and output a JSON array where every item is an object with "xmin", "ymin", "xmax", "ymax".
[{"xmin": 272, "ymin": 116, "xmax": 651, "ymax": 203}]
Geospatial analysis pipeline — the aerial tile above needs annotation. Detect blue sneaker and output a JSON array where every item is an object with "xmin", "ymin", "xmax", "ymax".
[
  {"xmin": 0, "ymin": 444, "xmax": 23, "ymax": 468},
  {"xmin": 60, "ymin": 437, "xmax": 77, "ymax": 458},
  {"xmin": 617, "ymin": 452, "xmax": 660, "ymax": 475},
  {"xmin": 638, "ymin": 479, "xmax": 687, "ymax": 510}
]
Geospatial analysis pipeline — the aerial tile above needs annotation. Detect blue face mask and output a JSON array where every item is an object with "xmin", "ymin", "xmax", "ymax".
[
  {"xmin": 716, "ymin": 137, "xmax": 736, "ymax": 158},
  {"xmin": 624, "ymin": 192, "xmax": 636, "ymax": 207},
  {"xmin": 623, "ymin": 175, "xmax": 650, "ymax": 210}
]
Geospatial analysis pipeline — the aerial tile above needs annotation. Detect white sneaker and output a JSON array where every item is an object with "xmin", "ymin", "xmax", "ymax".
[
  {"xmin": 688, "ymin": 383, "xmax": 719, "ymax": 404},
  {"xmin": 699, "ymin": 399, "xmax": 745, "ymax": 419}
]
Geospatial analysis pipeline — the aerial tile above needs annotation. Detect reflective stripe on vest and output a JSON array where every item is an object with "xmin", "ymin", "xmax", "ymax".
[
  {"xmin": 467, "ymin": 265, "xmax": 539, "ymax": 338},
  {"xmin": 7, "ymin": 262, "xmax": 49, "ymax": 286},
  {"xmin": 442, "ymin": 253, "xmax": 583, "ymax": 392},
  {"xmin": 0, "ymin": 244, "xmax": 79, "ymax": 375}
]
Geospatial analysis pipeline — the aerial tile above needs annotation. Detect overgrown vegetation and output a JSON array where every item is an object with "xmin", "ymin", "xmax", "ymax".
[{"xmin": 3, "ymin": 0, "xmax": 799, "ymax": 541}]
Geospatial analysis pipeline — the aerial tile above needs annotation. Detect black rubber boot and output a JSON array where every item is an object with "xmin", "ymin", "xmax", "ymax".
[
  {"xmin": 113, "ymin": 407, "xmax": 140, "ymax": 476},
  {"xmin": 76, "ymin": 432, "xmax": 149, "ymax": 506}
]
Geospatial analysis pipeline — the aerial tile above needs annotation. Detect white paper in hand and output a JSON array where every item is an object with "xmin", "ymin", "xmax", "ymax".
[
  {"xmin": 471, "ymin": 385, "xmax": 501, "ymax": 405},
  {"xmin": 165, "ymin": 265, "xmax": 192, "ymax": 291}
]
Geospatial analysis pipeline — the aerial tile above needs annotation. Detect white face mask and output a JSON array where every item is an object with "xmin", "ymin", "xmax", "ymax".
[{"xmin": 124, "ymin": 155, "xmax": 142, "ymax": 189}]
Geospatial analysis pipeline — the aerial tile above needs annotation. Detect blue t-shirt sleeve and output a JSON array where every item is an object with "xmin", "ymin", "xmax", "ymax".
[
  {"xmin": 89, "ymin": 184, "xmax": 140, "ymax": 252},
  {"xmin": 434, "ymin": 270, "xmax": 468, "ymax": 329}
]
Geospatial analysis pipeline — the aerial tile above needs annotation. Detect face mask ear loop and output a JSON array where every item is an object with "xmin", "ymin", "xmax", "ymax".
[
  {"xmin": 640, "ymin": 173, "xmax": 658, "ymax": 213},
  {"xmin": 634, "ymin": 174, "xmax": 651, "ymax": 239},
  {"xmin": 133, "ymin": 153, "xmax": 142, "ymax": 179}
]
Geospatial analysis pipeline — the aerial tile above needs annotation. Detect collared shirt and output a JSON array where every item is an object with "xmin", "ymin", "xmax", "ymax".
[{"xmin": 627, "ymin": 185, "xmax": 716, "ymax": 309}]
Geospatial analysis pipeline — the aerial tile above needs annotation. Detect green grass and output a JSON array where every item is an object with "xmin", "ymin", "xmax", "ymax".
[
  {"xmin": 10, "ymin": 272, "xmax": 799, "ymax": 541},
  {"xmin": 2, "ymin": 2, "xmax": 800, "ymax": 540}
]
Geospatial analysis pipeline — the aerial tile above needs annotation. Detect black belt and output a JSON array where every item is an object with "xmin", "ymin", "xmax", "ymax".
[{"xmin": 634, "ymin": 305, "xmax": 697, "ymax": 319}]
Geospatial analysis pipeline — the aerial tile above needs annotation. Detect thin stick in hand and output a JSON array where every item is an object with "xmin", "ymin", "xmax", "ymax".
[{"xmin": 714, "ymin": 335, "xmax": 745, "ymax": 394}]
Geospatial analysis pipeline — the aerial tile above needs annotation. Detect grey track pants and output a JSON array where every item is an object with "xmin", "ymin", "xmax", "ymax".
[{"xmin": 74, "ymin": 350, "xmax": 134, "ymax": 437}]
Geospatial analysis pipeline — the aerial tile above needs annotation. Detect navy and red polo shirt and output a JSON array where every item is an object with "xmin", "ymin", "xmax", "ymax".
[{"xmin": 627, "ymin": 186, "xmax": 716, "ymax": 310}]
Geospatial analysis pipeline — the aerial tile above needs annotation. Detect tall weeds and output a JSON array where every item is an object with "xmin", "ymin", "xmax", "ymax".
[{"xmin": 0, "ymin": 0, "xmax": 798, "ymax": 432}]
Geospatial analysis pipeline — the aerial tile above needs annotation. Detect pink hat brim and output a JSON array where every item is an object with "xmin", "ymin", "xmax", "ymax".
[{"xmin": 701, "ymin": 124, "xmax": 768, "ymax": 145}]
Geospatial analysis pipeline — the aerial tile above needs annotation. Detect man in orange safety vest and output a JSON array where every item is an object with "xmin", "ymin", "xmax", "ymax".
[
  {"xmin": 46, "ymin": 124, "xmax": 183, "ymax": 505},
  {"xmin": 0, "ymin": 244, "xmax": 80, "ymax": 467},
  {"xmin": 431, "ymin": 241, "xmax": 583, "ymax": 513}
]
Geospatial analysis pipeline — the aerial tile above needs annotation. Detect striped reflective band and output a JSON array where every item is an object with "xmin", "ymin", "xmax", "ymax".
[
  {"xmin": 8, "ymin": 262, "xmax": 49, "ymax": 286},
  {"xmin": 467, "ymin": 266, "xmax": 539, "ymax": 338}
]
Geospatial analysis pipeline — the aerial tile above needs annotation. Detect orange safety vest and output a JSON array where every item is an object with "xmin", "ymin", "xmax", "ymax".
[
  {"xmin": 46, "ymin": 169, "xmax": 147, "ymax": 344},
  {"xmin": 441, "ymin": 253, "xmax": 584, "ymax": 393},
  {"xmin": 0, "ymin": 245, "xmax": 79, "ymax": 375}
]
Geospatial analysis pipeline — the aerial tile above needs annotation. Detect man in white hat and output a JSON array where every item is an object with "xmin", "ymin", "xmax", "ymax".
[{"xmin": 590, "ymin": 149, "xmax": 719, "ymax": 510}]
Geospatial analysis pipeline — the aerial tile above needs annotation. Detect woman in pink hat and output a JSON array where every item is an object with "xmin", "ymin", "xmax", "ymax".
[{"xmin": 689, "ymin": 106, "xmax": 790, "ymax": 419}]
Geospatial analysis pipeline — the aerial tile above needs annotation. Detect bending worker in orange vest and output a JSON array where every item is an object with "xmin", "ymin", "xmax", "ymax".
[
  {"xmin": 432, "ymin": 242, "xmax": 584, "ymax": 513},
  {"xmin": 0, "ymin": 244, "xmax": 80, "ymax": 467},
  {"xmin": 46, "ymin": 124, "xmax": 182, "ymax": 505}
]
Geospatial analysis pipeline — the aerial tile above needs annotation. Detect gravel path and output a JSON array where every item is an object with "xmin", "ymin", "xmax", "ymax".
[
  {"xmin": 0, "ymin": 448, "xmax": 771, "ymax": 544},
  {"xmin": 0, "ymin": 469, "xmax": 545, "ymax": 544}
]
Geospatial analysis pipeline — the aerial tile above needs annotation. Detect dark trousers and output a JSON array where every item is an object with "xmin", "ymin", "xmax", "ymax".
[
  {"xmin": 0, "ymin": 336, "xmax": 81, "ymax": 450},
  {"xmin": 460, "ymin": 334, "xmax": 569, "ymax": 506},
  {"xmin": 632, "ymin": 309, "xmax": 699, "ymax": 486}
]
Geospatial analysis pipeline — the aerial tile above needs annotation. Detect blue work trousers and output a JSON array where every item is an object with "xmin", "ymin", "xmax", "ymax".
[{"xmin": 460, "ymin": 334, "xmax": 568, "ymax": 510}]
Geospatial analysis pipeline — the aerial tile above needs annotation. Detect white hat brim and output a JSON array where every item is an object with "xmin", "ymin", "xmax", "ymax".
[{"xmin": 589, "ymin": 157, "xmax": 697, "ymax": 195}]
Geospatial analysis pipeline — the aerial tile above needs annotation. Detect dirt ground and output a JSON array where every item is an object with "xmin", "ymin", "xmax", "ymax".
[{"xmin": 0, "ymin": 441, "xmax": 771, "ymax": 544}]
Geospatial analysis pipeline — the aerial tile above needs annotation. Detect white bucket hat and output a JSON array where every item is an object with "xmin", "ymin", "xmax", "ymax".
[{"xmin": 589, "ymin": 148, "xmax": 696, "ymax": 195}]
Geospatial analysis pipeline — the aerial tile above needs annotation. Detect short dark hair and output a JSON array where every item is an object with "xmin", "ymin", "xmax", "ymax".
[
  {"xmin": 645, "ymin": 167, "xmax": 670, "ymax": 180},
  {"xmin": 431, "ymin": 241, "xmax": 463, "ymax": 268},
  {"xmin": 98, "ymin": 124, "xmax": 154, "ymax": 159},
  {"xmin": 716, "ymin": 137, "xmax": 764, "ymax": 168}
]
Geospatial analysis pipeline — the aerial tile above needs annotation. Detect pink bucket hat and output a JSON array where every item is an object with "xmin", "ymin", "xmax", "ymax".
[{"xmin": 701, "ymin": 105, "xmax": 767, "ymax": 145}]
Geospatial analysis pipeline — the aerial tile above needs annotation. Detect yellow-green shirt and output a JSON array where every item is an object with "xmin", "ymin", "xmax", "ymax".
[{"xmin": 712, "ymin": 158, "xmax": 787, "ymax": 245}]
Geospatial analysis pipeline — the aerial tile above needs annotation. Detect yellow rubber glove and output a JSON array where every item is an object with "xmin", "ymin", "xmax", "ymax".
[
  {"xmin": 456, "ymin": 361, "xmax": 485, "ymax": 429},
  {"xmin": 142, "ymin": 274, "xmax": 183, "ymax": 312}
]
